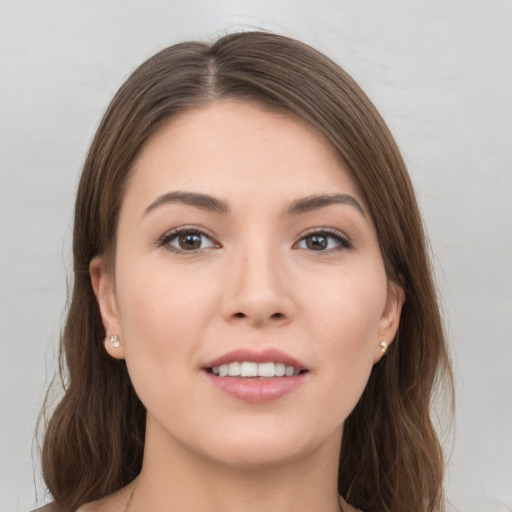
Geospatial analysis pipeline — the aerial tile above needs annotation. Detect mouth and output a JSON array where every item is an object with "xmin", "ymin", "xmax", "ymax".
[
  {"xmin": 203, "ymin": 347, "xmax": 308, "ymax": 378},
  {"xmin": 206, "ymin": 361, "xmax": 307, "ymax": 378},
  {"xmin": 202, "ymin": 348, "xmax": 308, "ymax": 403}
]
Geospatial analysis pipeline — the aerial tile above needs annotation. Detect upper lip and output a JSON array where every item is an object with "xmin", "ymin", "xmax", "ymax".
[{"xmin": 203, "ymin": 348, "xmax": 307, "ymax": 370}]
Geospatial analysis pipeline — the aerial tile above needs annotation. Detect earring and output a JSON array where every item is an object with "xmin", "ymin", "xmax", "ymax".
[
  {"xmin": 107, "ymin": 334, "xmax": 120, "ymax": 348},
  {"xmin": 379, "ymin": 340, "xmax": 388, "ymax": 354}
]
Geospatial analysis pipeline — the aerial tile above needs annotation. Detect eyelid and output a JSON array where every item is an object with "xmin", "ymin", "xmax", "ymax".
[
  {"xmin": 156, "ymin": 225, "xmax": 351, "ymax": 254},
  {"xmin": 293, "ymin": 227, "xmax": 352, "ymax": 252},
  {"xmin": 157, "ymin": 225, "xmax": 221, "ymax": 253}
]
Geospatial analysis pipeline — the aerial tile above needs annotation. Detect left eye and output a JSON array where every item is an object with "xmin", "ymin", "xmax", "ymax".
[
  {"xmin": 295, "ymin": 231, "xmax": 350, "ymax": 252},
  {"xmin": 162, "ymin": 229, "xmax": 216, "ymax": 252}
]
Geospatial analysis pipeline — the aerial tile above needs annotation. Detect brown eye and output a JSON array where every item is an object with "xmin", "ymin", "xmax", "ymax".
[
  {"xmin": 161, "ymin": 229, "xmax": 217, "ymax": 252},
  {"xmin": 305, "ymin": 234, "xmax": 328, "ymax": 250},
  {"xmin": 296, "ymin": 230, "xmax": 351, "ymax": 252},
  {"xmin": 178, "ymin": 233, "xmax": 202, "ymax": 250}
]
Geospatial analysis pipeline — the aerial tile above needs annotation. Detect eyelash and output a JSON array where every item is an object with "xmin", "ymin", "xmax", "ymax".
[
  {"xmin": 157, "ymin": 227, "xmax": 352, "ymax": 254},
  {"xmin": 157, "ymin": 226, "xmax": 219, "ymax": 254},
  {"xmin": 293, "ymin": 228, "xmax": 352, "ymax": 254}
]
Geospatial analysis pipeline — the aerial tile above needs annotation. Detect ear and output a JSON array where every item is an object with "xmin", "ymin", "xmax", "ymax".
[
  {"xmin": 374, "ymin": 280, "xmax": 405, "ymax": 363},
  {"xmin": 90, "ymin": 256, "xmax": 125, "ymax": 359}
]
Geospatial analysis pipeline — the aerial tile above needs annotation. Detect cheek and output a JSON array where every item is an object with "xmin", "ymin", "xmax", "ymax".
[
  {"xmin": 113, "ymin": 265, "xmax": 213, "ymax": 417},
  {"xmin": 114, "ymin": 260, "xmax": 218, "ymax": 380},
  {"xmin": 303, "ymin": 265, "xmax": 386, "ymax": 344},
  {"xmin": 118, "ymin": 257, "xmax": 213, "ymax": 334},
  {"xmin": 299, "ymin": 265, "xmax": 386, "ymax": 399}
]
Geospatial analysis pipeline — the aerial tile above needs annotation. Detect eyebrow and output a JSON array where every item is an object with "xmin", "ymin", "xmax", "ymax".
[
  {"xmin": 286, "ymin": 194, "xmax": 366, "ymax": 219},
  {"xmin": 143, "ymin": 190, "xmax": 366, "ymax": 219},
  {"xmin": 144, "ymin": 191, "xmax": 230, "ymax": 216}
]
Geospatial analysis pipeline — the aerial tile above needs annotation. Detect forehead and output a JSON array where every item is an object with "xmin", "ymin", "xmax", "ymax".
[{"xmin": 126, "ymin": 100, "xmax": 363, "ymax": 208}]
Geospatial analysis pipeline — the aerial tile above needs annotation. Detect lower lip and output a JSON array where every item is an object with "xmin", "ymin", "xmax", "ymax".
[{"xmin": 203, "ymin": 372, "xmax": 306, "ymax": 403}]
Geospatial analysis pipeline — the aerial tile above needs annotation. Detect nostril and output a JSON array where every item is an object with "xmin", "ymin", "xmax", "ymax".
[{"xmin": 233, "ymin": 311, "xmax": 284, "ymax": 320}]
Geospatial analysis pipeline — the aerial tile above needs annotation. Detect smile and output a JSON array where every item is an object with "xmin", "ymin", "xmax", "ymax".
[
  {"xmin": 203, "ymin": 348, "xmax": 308, "ymax": 403},
  {"xmin": 210, "ymin": 361, "xmax": 302, "ymax": 377}
]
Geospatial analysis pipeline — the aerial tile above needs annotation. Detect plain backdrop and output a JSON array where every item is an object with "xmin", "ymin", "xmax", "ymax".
[{"xmin": 1, "ymin": 1, "xmax": 511, "ymax": 511}]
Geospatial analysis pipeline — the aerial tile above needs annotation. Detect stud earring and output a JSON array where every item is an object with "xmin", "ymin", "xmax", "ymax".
[
  {"xmin": 379, "ymin": 340, "xmax": 388, "ymax": 354},
  {"xmin": 107, "ymin": 334, "xmax": 120, "ymax": 348}
]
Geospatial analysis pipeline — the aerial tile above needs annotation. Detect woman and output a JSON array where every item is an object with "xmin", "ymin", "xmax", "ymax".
[{"xmin": 37, "ymin": 31, "xmax": 453, "ymax": 512}]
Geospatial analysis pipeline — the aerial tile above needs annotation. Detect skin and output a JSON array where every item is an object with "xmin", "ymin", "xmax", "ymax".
[{"xmin": 88, "ymin": 100, "xmax": 404, "ymax": 512}]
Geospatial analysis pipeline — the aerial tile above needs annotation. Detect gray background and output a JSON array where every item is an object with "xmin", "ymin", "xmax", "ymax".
[{"xmin": 1, "ymin": 1, "xmax": 511, "ymax": 511}]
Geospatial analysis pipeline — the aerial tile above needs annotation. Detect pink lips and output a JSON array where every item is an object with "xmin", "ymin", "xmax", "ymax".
[{"xmin": 202, "ymin": 348, "xmax": 307, "ymax": 404}]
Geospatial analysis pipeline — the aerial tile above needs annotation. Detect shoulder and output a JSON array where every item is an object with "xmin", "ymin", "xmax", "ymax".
[
  {"xmin": 31, "ymin": 504, "xmax": 82, "ymax": 512},
  {"xmin": 31, "ymin": 505, "xmax": 62, "ymax": 512},
  {"xmin": 30, "ymin": 497, "xmax": 113, "ymax": 512},
  {"xmin": 31, "ymin": 481, "xmax": 135, "ymax": 512},
  {"xmin": 340, "ymin": 497, "xmax": 364, "ymax": 512},
  {"xmin": 30, "ymin": 501, "xmax": 111, "ymax": 512}
]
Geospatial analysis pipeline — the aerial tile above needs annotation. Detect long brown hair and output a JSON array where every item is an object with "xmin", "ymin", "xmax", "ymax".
[{"xmin": 40, "ymin": 31, "xmax": 453, "ymax": 512}]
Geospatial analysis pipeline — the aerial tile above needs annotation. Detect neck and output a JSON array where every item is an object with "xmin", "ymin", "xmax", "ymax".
[{"xmin": 129, "ymin": 416, "xmax": 344, "ymax": 512}]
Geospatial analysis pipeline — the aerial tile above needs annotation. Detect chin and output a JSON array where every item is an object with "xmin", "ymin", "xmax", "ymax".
[
  {"xmin": 203, "ymin": 439, "xmax": 314, "ymax": 470},
  {"xmin": 189, "ymin": 418, "xmax": 342, "ymax": 471}
]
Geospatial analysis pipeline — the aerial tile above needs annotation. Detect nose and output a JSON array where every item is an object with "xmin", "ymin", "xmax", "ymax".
[{"xmin": 221, "ymin": 244, "xmax": 294, "ymax": 328}]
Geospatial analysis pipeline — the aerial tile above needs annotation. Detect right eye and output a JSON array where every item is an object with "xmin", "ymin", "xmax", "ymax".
[
  {"xmin": 294, "ymin": 229, "xmax": 352, "ymax": 254},
  {"xmin": 159, "ymin": 228, "xmax": 218, "ymax": 253}
]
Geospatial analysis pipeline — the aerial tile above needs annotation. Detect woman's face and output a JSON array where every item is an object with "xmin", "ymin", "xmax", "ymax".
[{"xmin": 92, "ymin": 100, "xmax": 403, "ymax": 469}]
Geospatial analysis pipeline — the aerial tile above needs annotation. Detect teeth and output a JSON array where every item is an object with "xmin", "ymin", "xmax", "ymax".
[
  {"xmin": 228, "ymin": 362, "xmax": 241, "ymax": 376},
  {"xmin": 285, "ymin": 365, "xmax": 295, "ymax": 377},
  {"xmin": 258, "ymin": 362, "xmax": 275, "ymax": 377},
  {"xmin": 240, "ymin": 362, "xmax": 258, "ymax": 377},
  {"xmin": 275, "ymin": 363, "xmax": 286, "ymax": 376},
  {"xmin": 211, "ymin": 361, "xmax": 301, "ymax": 378}
]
